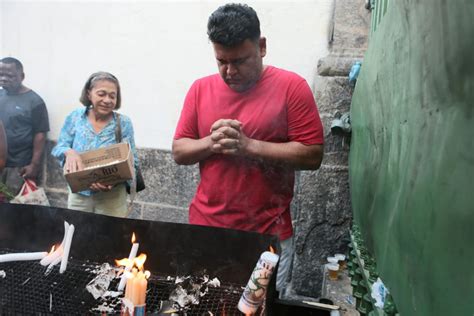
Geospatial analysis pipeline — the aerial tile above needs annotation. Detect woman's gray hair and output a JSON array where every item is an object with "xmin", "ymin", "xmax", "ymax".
[{"xmin": 79, "ymin": 71, "xmax": 122, "ymax": 109}]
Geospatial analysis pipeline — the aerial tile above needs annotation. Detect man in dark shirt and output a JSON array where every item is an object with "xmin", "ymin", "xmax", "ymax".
[{"xmin": 0, "ymin": 57, "xmax": 49, "ymax": 194}]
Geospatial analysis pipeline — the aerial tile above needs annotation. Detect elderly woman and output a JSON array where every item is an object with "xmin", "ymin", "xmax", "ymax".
[{"xmin": 52, "ymin": 72, "xmax": 138, "ymax": 217}]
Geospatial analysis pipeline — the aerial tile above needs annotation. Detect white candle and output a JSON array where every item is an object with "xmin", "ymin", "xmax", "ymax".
[
  {"xmin": 118, "ymin": 242, "xmax": 139, "ymax": 291},
  {"xmin": 0, "ymin": 252, "xmax": 48, "ymax": 263},
  {"xmin": 41, "ymin": 221, "xmax": 69, "ymax": 266},
  {"xmin": 41, "ymin": 246, "xmax": 64, "ymax": 266},
  {"xmin": 238, "ymin": 251, "xmax": 279, "ymax": 315},
  {"xmin": 44, "ymin": 255, "xmax": 63, "ymax": 276},
  {"xmin": 59, "ymin": 224, "xmax": 75, "ymax": 273}
]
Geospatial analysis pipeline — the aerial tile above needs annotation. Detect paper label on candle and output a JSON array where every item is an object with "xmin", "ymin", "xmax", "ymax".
[{"xmin": 238, "ymin": 254, "xmax": 278, "ymax": 313}]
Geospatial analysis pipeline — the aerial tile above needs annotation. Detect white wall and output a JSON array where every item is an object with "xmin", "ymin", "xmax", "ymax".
[
  {"xmin": 1, "ymin": 0, "xmax": 333, "ymax": 149},
  {"xmin": 0, "ymin": 1, "xmax": 4, "ymax": 56}
]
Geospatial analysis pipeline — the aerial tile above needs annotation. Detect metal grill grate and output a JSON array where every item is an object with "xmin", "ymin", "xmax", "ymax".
[{"xmin": 0, "ymin": 250, "xmax": 245, "ymax": 315}]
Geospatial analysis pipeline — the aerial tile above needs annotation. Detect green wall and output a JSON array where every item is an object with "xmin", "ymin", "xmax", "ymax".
[{"xmin": 350, "ymin": 1, "xmax": 474, "ymax": 315}]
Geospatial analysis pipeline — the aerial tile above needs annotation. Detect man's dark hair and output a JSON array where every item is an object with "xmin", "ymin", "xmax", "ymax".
[
  {"xmin": 207, "ymin": 3, "xmax": 260, "ymax": 47},
  {"xmin": 0, "ymin": 57, "xmax": 24, "ymax": 72}
]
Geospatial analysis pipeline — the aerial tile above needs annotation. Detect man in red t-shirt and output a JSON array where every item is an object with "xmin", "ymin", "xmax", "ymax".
[{"xmin": 173, "ymin": 3, "xmax": 324, "ymax": 295}]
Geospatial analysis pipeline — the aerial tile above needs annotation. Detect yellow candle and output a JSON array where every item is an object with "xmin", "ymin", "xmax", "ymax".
[
  {"xmin": 138, "ymin": 272, "xmax": 147, "ymax": 305},
  {"xmin": 125, "ymin": 276, "xmax": 132, "ymax": 300},
  {"xmin": 122, "ymin": 262, "xmax": 149, "ymax": 307},
  {"xmin": 126, "ymin": 268, "xmax": 137, "ymax": 303},
  {"xmin": 132, "ymin": 273, "xmax": 139, "ymax": 305}
]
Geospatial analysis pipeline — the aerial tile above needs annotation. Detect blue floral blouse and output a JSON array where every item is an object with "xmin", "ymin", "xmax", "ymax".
[{"xmin": 52, "ymin": 107, "xmax": 139, "ymax": 196}]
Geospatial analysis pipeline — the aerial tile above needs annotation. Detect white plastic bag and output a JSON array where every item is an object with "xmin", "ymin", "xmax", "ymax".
[
  {"xmin": 371, "ymin": 277, "xmax": 388, "ymax": 308},
  {"xmin": 10, "ymin": 179, "xmax": 50, "ymax": 206}
]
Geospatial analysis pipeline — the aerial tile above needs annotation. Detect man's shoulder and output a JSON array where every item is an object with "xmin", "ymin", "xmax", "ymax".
[
  {"xmin": 262, "ymin": 66, "xmax": 308, "ymax": 94},
  {"xmin": 266, "ymin": 66, "xmax": 305, "ymax": 82},
  {"xmin": 28, "ymin": 90, "xmax": 46, "ymax": 105},
  {"xmin": 15, "ymin": 90, "xmax": 46, "ymax": 107},
  {"xmin": 0, "ymin": 89, "xmax": 46, "ymax": 108}
]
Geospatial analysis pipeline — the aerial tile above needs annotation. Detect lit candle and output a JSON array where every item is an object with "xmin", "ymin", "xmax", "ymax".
[
  {"xmin": 41, "ymin": 245, "xmax": 63, "ymax": 266},
  {"xmin": 41, "ymin": 221, "xmax": 69, "ymax": 266},
  {"xmin": 124, "ymin": 268, "xmax": 138, "ymax": 304},
  {"xmin": 125, "ymin": 269, "xmax": 148, "ymax": 306},
  {"xmin": 0, "ymin": 252, "xmax": 48, "ymax": 263},
  {"xmin": 59, "ymin": 224, "xmax": 75, "ymax": 273},
  {"xmin": 238, "ymin": 251, "xmax": 279, "ymax": 315},
  {"xmin": 120, "ymin": 254, "xmax": 150, "ymax": 316},
  {"xmin": 132, "ymin": 270, "xmax": 142, "ymax": 305},
  {"xmin": 136, "ymin": 270, "xmax": 148, "ymax": 305},
  {"xmin": 118, "ymin": 233, "xmax": 139, "ymax": 291}
]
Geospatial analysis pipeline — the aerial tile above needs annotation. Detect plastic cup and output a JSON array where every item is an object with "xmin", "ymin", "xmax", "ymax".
[
  {"xmin": 326, "ymin": 263, "xmax": 340, "ymax": 281},
  {"xmin": 327, "ymin": 256, "xmax": 338, "ymax": 264},
  {"xmin": 335, "ymin": 253, "xmax": 346, "ymax": 269}
]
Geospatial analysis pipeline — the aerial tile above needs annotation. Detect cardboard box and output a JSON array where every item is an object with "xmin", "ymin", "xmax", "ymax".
[{"xmin": 65, "ymin": 143, "xmax": 134, "ymax": 193}]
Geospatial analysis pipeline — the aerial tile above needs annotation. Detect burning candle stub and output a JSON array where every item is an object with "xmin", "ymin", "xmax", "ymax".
[
  {"xmin": 116, "ymin": 253, "xmax": 150, "ymax": 316},
  {"xmin": 118, "ymin": 233, "xmax": 139, "ymax": 291},
  {"xmin": 41, "ymin": 245, "xmax": 63, "ymax": 267},
  {"xmin": 41, "ymin": 221, "xmax": 69, "ymax": 266},
  {"xmin": 0, "ymin": 221, "xmax": 75, "ymax": 266},
  {"xmin": 237, "ymin": 250, "xmax": 279, "ymax": 315},
  {"xmin": 41, "ymin": 221, "xmax": 75, "ymax": 275}
]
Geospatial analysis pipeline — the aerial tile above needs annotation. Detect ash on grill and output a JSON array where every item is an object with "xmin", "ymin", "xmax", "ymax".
[
  {"xmin": 0, "ymin": 254, "xmax": 244, "ymax": 315},
  {"xmin": 165, "ymin": 275, "xmax": 222, "ymax": 313},
  {"xmin": 85, "ymin": 263, "xmax": 120, "ymax": 299}
]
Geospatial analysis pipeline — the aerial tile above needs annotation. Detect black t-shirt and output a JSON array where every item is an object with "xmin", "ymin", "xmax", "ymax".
[{"xmin": 0, "ymin": 89, "xmax": 50, "ymax": 167}]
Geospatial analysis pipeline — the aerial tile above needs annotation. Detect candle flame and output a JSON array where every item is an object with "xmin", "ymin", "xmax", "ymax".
[
  {"xmin": 144, "ymin": 270, "xmax": 151, "ymax": 279},
  {"xmin": 49, "ymin": 245, "xmax": 56, "ymax": 254},
  {"xmin": 116, "ymin": 253, "xmax": 148, "ymax": 271},
  {"xmin": 131, "ymin": 232, "xmax": 136, "ymax": 244},
  {"xmin": 115, "ymin": 258, "xmax": 131, "ymax": 267},
  {"xmin": 135, "ymin": 253, "xmax": 147, "ymax": 269},
  {"xmin": 269, "ymin": 245, "xmax": 275, "ymax": 253}
]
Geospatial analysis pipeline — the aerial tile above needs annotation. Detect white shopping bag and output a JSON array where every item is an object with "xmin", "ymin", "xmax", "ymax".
[{"xmin": 10, "ymin": 179, "xmax": 50, "ymax": 206}]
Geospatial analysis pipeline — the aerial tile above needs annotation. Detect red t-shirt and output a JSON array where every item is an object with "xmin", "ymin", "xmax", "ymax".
[{"xmin": 174, "ymin": 66, "xmax": 324, "ymax": 240}]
